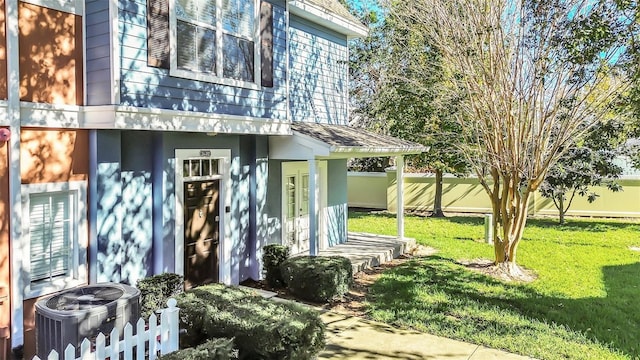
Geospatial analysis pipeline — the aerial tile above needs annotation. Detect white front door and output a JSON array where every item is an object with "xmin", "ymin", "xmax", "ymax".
[{"xmin": 283, "ymin": 163, "xmax": 310, "ymax": 254}]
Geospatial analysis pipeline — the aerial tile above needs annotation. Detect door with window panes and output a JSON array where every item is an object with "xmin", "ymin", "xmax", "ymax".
[
  {"xmin": 182, "ymin": 157, "xmax": 221, "ymax": 290},
  {"xmin": 282, "ymin": 162, "xmax": 310, "ymax": 255}
]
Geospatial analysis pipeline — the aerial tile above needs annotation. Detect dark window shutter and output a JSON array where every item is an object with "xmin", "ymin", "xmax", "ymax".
[
  {"xmin": 148, "ymin": 0, "xmax": 170, "ymax": 69},
  {"xmin": 260, "ymin": 1, "xmax": 273, "ymax": 88}
]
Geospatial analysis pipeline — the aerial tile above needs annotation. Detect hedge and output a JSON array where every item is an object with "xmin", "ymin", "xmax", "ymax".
[
  {"xmin": 160, "ymin": 337, "xmax": 237, "ymax": 360},
  {"xmin": 177, "ymin": 284, "xmax": 325, "ymax": 360},
  {"xmin": 137, "ymin": 273, "xmax": 184, "ymax": 320},
  {"xmin": 280, "ymin": 256, "xmax": 352, "ymax": 303}
]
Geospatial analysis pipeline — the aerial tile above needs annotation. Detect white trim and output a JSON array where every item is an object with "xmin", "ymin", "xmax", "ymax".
[
  {"xmin": 288, "ymin": 0, "xmax": 368, "ymax": 38},
  {"xmin": 19, "ymin": 102, "xmax": 84, "ymax": 128},
  {"xmin": 20, "ymin": 0, "xmax": 83, "ymax": 15},
  {"xmin": 83, "ymin": 105, "xmax": 291, "ymax": 134},
  {"xmin": 168, "ymin": 0, "xmax": 262, "ymax": 90},
  {"xmin": 174, "ymin": 149, "xmax": 232, "ymax": 285},
  {"xmin": 396, "ymin": 155, "xmax": 404, "ymax": 240},
  {"xmin": 82, "ymin": 1, "xmax": 87, "ymax": 107},
  {"xmin": 0, "ymin": 102, "xmax": 9, "ymax": 126},
  {"xmin": 19, "ymin": 181, "xmax": 89, "ymax": 299},
  {"xmin": 7, "ymin": 0, "xmax": 23, "ymax": 348},
  {"xmin": 285, "ymin": 0, "xmax": 291, "ymax": 123},
  {"xmin": 109, "ymin": 0, "xmax": 120, "ymax": 104}
]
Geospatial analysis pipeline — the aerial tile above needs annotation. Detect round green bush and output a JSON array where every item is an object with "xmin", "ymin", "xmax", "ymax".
[{"xmin": 280, "ymin": 256, "xmax": 353, "ymax": 303}]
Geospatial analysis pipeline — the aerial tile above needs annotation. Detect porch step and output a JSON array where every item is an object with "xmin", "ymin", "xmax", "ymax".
[{"xmin": 318, "ymin": 232, "xmax": 417, "ymax": 274}]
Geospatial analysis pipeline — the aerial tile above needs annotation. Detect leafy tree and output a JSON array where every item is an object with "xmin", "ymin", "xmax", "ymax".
[
  {"xmin": 540, "ymin": 121, "xmax": 625, "ymax": 224},
  {"xmin": 390, "ymin": 0, "xmax": 638, "ymax": 278},
  {"xmin": 348, "ymin": 1, "xmax": 470, "ymax": 216}
]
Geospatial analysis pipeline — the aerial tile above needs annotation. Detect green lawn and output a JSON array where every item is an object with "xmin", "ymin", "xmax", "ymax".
[{"xmin": 348, "ymin": 211, "xmax": 640, "ymax": 360}]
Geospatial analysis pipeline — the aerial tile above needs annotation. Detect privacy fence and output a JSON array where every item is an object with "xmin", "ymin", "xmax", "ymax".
[{"xmin": 348, "ymin": 170, "xmax": 640, "ymax": 218}]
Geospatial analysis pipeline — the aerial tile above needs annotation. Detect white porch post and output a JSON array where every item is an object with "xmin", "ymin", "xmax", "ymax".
[
  {"xmin": 308, "ymin": 159, "xmax": 319, "ymax": 255},
  {"xmin": 396, "ymin": 155, "xmax": 405, "ymax": 239}
]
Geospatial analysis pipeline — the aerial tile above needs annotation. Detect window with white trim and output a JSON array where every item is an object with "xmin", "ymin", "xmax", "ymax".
[
  {"xmin": 21, "ymin": 181, "xmax": 88, "ymax": 298},
  {"xmin": 172, "ymin": 0, "xmax": 258, "ymax": 85},
  {"xmin": 29, "ymin": 191, "xmax": 75, "ymax": 283}
]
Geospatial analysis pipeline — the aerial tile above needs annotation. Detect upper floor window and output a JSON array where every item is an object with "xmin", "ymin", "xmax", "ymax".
[{"xmin": 170, "ymin": 0, "xmax": 259, "ymax": 87}]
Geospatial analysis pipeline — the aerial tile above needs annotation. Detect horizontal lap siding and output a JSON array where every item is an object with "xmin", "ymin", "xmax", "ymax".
[
  {"xmin": 289, "ymin": 16, "xmax": 348, "ymax": 125},
  {"xmin": 86, "ymin": 0, "xmax": 112, "ymax": 105},
  {"xmin": 118, "ymin": 0, "xmax": 287, "ymax": 120}
]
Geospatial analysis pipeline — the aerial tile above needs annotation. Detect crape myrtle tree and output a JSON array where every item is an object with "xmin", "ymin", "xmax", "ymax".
[
  {"xmin": 390, "ymin": 0, "xmax": 638, "ymax": 278},
  {"xmin": 540, "ymin": 120, "xmax": 625, "ymax": 225}
]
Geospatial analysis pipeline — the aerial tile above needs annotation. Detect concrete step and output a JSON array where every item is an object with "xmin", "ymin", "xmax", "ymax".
[{"xmin": 319, "ymin": 232, "xmax": 417, "ymax": 274}]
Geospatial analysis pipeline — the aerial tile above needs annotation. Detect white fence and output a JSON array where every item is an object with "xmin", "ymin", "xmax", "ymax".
[{"xmin": 33, "ymin": 299, "xmax": 180, "ymax": 360}]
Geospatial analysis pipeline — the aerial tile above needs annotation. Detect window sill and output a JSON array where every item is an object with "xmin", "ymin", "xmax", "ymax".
[
  {"xmin": 25, "ymin": 278, "xmax": 88, "ymax": 300},
  {"xmin": 170, "ymin": 68, "xmax": 262, "ymax": 91}
]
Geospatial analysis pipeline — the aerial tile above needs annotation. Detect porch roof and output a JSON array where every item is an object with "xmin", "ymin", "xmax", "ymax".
[{"xmin": 269, "ymin": 122, "xmax": 427, "ymax": 160}]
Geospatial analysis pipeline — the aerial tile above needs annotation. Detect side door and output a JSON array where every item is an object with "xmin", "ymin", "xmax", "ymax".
[{"xmin": 282, "ymin": 163, "xmax": 310, "ymax": 254}]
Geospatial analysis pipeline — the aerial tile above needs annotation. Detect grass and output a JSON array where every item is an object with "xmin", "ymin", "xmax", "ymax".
[{"xmin": 348, "ymin": 211, "xmax": 640, "ymax": 360}]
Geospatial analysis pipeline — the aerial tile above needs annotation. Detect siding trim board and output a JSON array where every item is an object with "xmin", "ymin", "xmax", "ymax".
[
  {"xmin": 19, "ymin": 102, "xmax": 83, "ymax": 128},
  {"xmin": 83, "ymin": 105, "xmax": 292, "ymax": 134},
  {"xmin": 20, "ymin": 0, "xmax": 83, "ymax": 15}
]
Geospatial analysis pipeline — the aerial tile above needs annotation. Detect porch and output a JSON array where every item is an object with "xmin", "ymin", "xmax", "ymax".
[{"xmin": 319, "ymin": 232, "xmax": 416, "ymax": 274}]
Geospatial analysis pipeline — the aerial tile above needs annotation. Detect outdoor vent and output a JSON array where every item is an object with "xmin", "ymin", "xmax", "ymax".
[{"xmin": 35, "ymin": 283, "xmax": 140, "ymax": 358}]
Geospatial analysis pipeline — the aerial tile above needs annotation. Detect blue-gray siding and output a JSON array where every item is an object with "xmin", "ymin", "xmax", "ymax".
[
  {"xmin": 86, "ymin": 0, "xmax": 112, "ymax": 105},
  {"xmin": 289, "ymin": 16, "xmax": 349, "ymax": 125},
  {"xmin": 92, "ymin": 130, "xmax": 266, "ymax": 285},
  {"xmin": 116, "ymin": 0, "xmax": 287, "ymax": 120}
]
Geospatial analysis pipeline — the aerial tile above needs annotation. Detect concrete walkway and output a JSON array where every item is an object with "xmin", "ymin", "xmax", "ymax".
[
  {"xmin": 317, "ymin": 310, "xmax": 534, "ymax": 360},
  {"xmin": 246, "ymin": 233, "xmax": 533, "ymax": 359}
]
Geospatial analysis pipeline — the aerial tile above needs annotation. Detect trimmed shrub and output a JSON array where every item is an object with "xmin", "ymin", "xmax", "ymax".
[
  {"xmin": 137, "ymin": 273, "xmax": 184, "ymax": 319},
  {"xmin": 280, "ymin": 256, "xmax": 352, "ymax": 303},
  {"xmin": 160, "ymin": 337, "xmax": 237, "ymax": 360},
  {"xmin": 262, "ymin": 244, "xmax": 290, "ymax": 288},
  {"xmin": 176, "ymin": 284, "xmax": 325, "ymax": 360}
]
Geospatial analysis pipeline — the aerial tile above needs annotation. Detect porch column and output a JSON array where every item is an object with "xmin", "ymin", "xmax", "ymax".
[
  {"xmin": 396, "ymin": 155, "xmax": 405, "ymax": 239},
  {"xmin": 308, "ymin": 159, "xmax": 319, "ymax": 255}
]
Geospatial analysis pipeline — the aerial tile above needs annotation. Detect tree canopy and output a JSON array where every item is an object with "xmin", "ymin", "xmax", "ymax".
[{"xmin": 385, "ymin": 0, "xmax": 639, "ymax": 278}]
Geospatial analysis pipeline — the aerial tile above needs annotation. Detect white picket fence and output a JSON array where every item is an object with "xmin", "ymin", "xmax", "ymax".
[{"xmin": 33, "ymin": 298, "xmax": 180, "ymax": 360}]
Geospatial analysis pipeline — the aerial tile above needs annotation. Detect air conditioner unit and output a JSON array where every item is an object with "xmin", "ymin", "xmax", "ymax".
[{"xmin": 35, "ymin": 283, "xmax": 140, "ymax": 358}]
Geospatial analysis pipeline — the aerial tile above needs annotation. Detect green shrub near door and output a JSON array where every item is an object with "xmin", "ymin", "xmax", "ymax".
[
  {"xmin": 280, "ymin": 255, "xmax": 353, "ymax": 303},
  {"xmin": 262, "ymin": 244, "xmax": 290, "ymax": 288}
]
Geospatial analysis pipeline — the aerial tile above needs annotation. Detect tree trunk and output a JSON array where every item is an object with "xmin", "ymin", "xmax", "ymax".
[
  {"xmin": 431, "ymin": 169, "xmax": 445, "ymax": 217},
  {"xmin": 488, "ymin": 170, "xmax": 532, "ymax": 279},
  {"xmin": 558, "ymin": 196, "xmax": 565, "ymax": 225}
]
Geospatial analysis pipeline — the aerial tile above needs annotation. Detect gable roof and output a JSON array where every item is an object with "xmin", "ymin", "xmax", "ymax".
[{"xmin": 288, "ymin": 0, "xmax": 369, "ymax": 38}]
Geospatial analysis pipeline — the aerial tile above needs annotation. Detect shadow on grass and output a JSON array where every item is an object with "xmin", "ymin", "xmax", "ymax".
[
  {"xmin": 367, "ymin": 256, "xmax": 640, "ymax": 359},
  {"xmin": 526, "ymin": 218, "xmax": 640, "ymax": 233}
]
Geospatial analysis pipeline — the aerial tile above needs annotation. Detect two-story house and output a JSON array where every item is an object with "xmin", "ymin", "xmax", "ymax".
[{"xmin": 0, "ymin": 0, "xmax": 424, "ymax": 357}]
